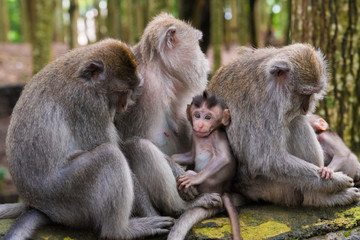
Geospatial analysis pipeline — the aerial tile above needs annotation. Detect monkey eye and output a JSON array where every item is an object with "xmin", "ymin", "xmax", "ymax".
[
  {"xmin": 194, "ymin": 113, "xmax": 201, "ymax": 118},
  {"xmin": 205, "ymin": 115, "xmax": 211, "ymax": 120}
]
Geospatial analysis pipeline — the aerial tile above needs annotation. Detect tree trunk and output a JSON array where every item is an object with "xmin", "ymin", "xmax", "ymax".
[
  {"xmin": 179, "ymin": 0, "xmax": 210, "ymax": 53},
  {"xmin": 0, "ymin": 0, "xmax": 9, "ymax": 42},
  {"xmin": 248, "ymin": 0, "xmax": 258, "ymax": 47},
  {"xmin": 211, "ymin": 0, "xmax": 224, "ymax": 72},
  {"xmin": 291, "ymin": 0, "xmax": 360, "ymax": 155},
  {"xmin": 19, "ymin": 0, "xmax": 32, "ymax": 43},
  {"xmin": 53, "ymin": 0, "xmax": 64, "ymax": 42},
  {"xmin": 107, "ymin": 0, "xmax": 121, "ymax": 39},
  {"xmin": 125, "ymin": 0, "xmax": 136, "ymax": 45},
  {"xmin": 32, "ymin": 0, "xmax": 55, "ymax": 75},
  {"xmin": 69, "ymin": 0, "xmax": 78, "ymax": 49},
  {"xmin": 236, "ymin": 0, "xmax": 249, "ymax": 45},
  {"xmin": 94, "ymin": 0, "xmax": 106, "ymax": 41}
]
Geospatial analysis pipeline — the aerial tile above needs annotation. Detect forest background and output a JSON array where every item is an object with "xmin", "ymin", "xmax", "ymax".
[{"xmin": 0, "ymin": 0, "xmax": 359, "ymax": 157}]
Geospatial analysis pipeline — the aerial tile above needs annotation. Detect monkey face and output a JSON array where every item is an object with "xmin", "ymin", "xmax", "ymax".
[{"xmin": 190, "ymin": 104, "xmax": 224, "ymax": 138}]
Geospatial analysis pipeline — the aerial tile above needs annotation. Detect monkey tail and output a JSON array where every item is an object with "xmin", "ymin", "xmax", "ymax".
[
  {"xmin": 167, "ymin": 207, "xmax": 220, "ymax": 240},
  {"xmin": 3, "ymin": 208, "xmax": 50, "ymax": 240},
  {"xmin": 0, "ymin": 203, "xmax": 26, "ymax": 219},
  {"xmin": 222, "ymin": 193, "xmax": 243, "ymax": 240}
]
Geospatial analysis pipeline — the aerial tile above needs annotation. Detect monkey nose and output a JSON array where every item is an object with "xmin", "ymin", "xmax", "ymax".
[
  {"xmin": 122, "ymin": 103, "xmax": 128, "ymax": 111},
  {"xmin": 118, "ymin": 93, "xmax": 128, "ymax": 112}
]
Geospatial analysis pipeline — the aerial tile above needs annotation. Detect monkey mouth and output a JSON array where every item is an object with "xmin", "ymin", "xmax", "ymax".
[{"xmin": 193, "ymin": 130, "xmax": 211, "ymax": 138}]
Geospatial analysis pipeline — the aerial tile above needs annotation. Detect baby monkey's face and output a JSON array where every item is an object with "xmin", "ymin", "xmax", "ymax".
[{"xmin": 190, "ymin": 103, "xmax": 225, "ymax": 138}]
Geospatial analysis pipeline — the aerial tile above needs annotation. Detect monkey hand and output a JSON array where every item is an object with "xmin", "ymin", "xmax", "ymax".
[
  {"xmin": 177, "ymin": 172, "xmax": 203, "ymax": 193},
  {"xmin": 318, "ymin": 167, "xmax": 334, "ymax": 180},
  {"xmin": 174, "ymin": 169, "xmax": 199, "ymax": 201}
]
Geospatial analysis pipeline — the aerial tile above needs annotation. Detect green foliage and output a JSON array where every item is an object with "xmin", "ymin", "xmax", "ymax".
[{"xmin": 7, "ymin": 0, "xmax": 21, "ymax": 42}]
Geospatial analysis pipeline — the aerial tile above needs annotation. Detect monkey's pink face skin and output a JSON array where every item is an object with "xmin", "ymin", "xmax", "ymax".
[{"xmin": 191, "ymin": 105, "xmax": 223, "ymax": 138}]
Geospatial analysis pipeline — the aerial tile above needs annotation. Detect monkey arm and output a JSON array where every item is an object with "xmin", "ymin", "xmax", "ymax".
[
  {"xmin": 171, "ymin": 151, "xmax": 194, "ymax": 166},
  {"xmin": 264, "ymin": 152, "xmax": 354, "ymax": 193},
  {"xmin": 178, "ymin": 154, "xmax": 231, "ymax": 190},
  {"xmin": 248, "ymin": 118, "xmax": 354, "ymax": 193},
  {"xmin": 196, "ymin": 155, "xmax": 231, "ymax": 183}
]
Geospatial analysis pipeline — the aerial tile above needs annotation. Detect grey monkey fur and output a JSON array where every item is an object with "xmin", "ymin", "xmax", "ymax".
[
  {"xmin": 208, "ymin": 44, "xmax": 360, "ymax": 207},
  {"xmin": 115, "ymin": 13, "xmax": 223, "ymax": 218},
  {"xmin": 3, "ymin": 39, "xmax": 173, "ymax": 240}
]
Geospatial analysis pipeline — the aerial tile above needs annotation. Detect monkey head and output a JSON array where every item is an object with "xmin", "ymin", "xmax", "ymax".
[
  {"xmin": 138, "ymin": 13, "xmax": 209, "ymax": 90},
  {"xmin": 266, "ymin": 44, "xmax": 328, "ymax": 116},
  {"xmin": 77, "ymin": 39, "xmax": 140, "ymax": 113},
  {"xmin": 186, "ymin": 91, "xmax": 230, "ymax": 138}
]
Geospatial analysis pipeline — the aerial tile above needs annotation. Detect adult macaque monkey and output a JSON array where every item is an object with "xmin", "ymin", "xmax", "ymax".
[
  {"xmin": 168, "ymin": 91, "xmax": 242, "ymax": 240},
  {"xmin": 0, "ymin": 39, "xmax": 173, "ymax": 240},
  {"xmin": 208, "ymin": 43, "xmax": 360, "ymax": 207},
  {"xmin": 115, "ymin": 13, "xmax": 221, "ymax": 216},
  {"xmin": 307, "ymin": 114, "xmax": 360, "ymax": 185}
]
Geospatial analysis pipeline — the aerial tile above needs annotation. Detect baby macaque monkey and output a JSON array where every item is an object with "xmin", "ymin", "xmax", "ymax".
[
  {"xmin": 168, "ymin": 90, "xmax": 242, "ymax": 240},
  {"xmin": 307, "ymin": 114, "xmax": 360, "ymax": 185}
]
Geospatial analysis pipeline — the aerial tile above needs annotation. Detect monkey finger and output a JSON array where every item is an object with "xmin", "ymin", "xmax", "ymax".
[
  {"xmin": 325, "ymin": 171, "xmax": 331, "ymax": 180},
  {"xmin": 179, "ymin": 180, "xmax": 189, "ymax": 190},
  {"xmin": 321, "ymin": 168, "xmax": 327, "ymax": 179}
]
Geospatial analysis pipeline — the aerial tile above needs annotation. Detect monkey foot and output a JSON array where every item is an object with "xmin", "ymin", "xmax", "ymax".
[{"xmin": 192, "ymin": 193, "xmax": 223, "ymax": 209}]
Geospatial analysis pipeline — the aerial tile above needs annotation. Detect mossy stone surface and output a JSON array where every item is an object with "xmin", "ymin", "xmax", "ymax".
[{"xmin": 1, "ymin": 203, "xmax": 360, "ymax": 239}]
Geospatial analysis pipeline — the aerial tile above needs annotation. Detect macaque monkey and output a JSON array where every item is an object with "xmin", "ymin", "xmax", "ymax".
[
  {"xmin": 115, "ymin": 13, "xmax": 222, "ymax": 218},
  {"xmin": 0, "ymin": 39, "xmax": 173, "ymax": 240},
  {"xmin": 307, "ymin": 114, "xmax": 360, "ymax": 185},
  {"xmin": 168, "ymin": 91, "xmax": 242, "ymax": 240},
  {"xmin": 208, "ymin": 43, "xmax": 360, "ymax": 207}
]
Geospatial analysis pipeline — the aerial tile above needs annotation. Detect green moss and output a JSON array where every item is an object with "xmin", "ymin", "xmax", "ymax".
[
  {"xmin": 193, "ymin": 217, "xmax": 233, "ymax": 239},
  {"xmin": 193, "ymin": 216, "xmax": 291, "ymax": 240},
  {"xmin": 343, "ymin": 231, "xmax": 351, "ymax": 237},
  {"xmin": 242, "ymin": 221, "xmax": 291, "ymax": 240},
  {"xmin": 302, "ymin": 206, "xmax": 360, "ymax": 230}
]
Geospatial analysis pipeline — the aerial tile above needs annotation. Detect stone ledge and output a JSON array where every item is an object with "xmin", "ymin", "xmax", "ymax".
[{"xmin": 0, "ymin": 203, "xmax": 360, "ymax": 239}]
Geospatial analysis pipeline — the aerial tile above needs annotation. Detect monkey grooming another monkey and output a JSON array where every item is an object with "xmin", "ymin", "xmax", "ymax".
[
  {"xmin": 168, "ymin": 90, "xmax": 242, "ymax": 240},
  {"xmin": 208, "ymin": 43, "xmax": 360, "ymax": 207},
  {"xmin": 1, "ymin": 39, "xmax": 173, "ymax": 240},
  {"xmin": 307, "ymin": 114, "xmax": 360, "ymax": 185},
  {"xmin": 116, "ymin": 13, "xmax": 223, "ymax": 217}
]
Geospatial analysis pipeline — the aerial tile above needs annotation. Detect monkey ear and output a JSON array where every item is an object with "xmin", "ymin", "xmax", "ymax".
[
  {"xmin": 164, "ymin": 26, "xmax": 177, "ymax": 49},
  {"xmin": 79, "ymin": 61, "xmax": 105, "ymax": 81},
  {"xmin": 316, "ymin": 118, "xmax": 329, "ymax": 131},
  {"xmin": 186, "ymin": 104, "xmax": 191, "ymax": 122},
  {"xmin": 222, "ymin": 109, "xmax": 231, "ymax": 126},
  {"xmin": 269, "ymin": 60, "xmax": 291, "ymax": 83}
]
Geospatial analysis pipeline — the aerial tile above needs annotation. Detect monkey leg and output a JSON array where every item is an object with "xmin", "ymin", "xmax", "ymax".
[
  {"xmin": 241, "ymin": 179, "xmax": 304, "ymax": 206},
  {"xmin": 36, "ymin": 143, "xmax": 172, "ymax": 239},
  {"xmin": 123, "ymin": 138, "xmax": 222, "ymax": 216},
  {"xmin": 287, "ymin": 115, "xmax": 324, "ymax": 167},
  {"xmin": 167, "ymin": 207, "xmax": 221, "ymax": 240},
  {"xmin": 131, "ymin": 171, "xmax": 160, "ymax": 217},
  {"xmin": 303, "ymin": 187, "xmax": 360, "ymax": 207}
]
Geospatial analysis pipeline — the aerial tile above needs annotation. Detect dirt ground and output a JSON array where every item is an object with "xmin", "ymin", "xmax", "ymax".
[{"xmin": 0, "ymin": 42, "xmax": 239, "ymax": 202}]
